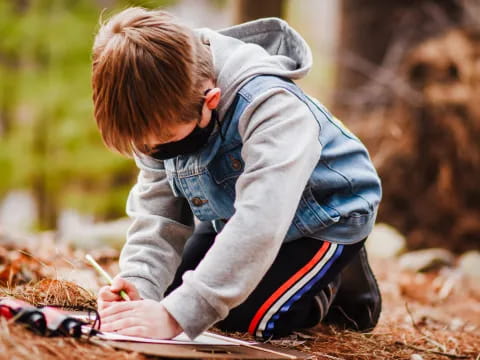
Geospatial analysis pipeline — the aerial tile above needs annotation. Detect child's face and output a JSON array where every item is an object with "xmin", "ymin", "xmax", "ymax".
[
  {"xmin": 142, "ymin": 80, "xmax": 221, "ymax": 158},
  {"xmin": 144, "ymin": 121, "xmax": 199, "ymax": 149}
]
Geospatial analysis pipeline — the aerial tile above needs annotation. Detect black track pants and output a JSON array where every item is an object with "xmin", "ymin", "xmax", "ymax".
[{"xmin": 166, "ymin": 221, "xmax": 364, "ymax": 339}]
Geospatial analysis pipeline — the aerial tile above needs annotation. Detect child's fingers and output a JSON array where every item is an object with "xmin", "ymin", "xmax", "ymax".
[
  {"xmin": 107, "ymin": 325, "xmax": 148, "ymax": 338},
  {"xmin": 99, "ymin": 300, "xmax": 137, "ymax": 318},
  {"xmin": 97, "ymin": 287, "xmax": 122, "ymax": 311},
  {"xmin": 110, "ymin": 277, "xmax": 142, "ymax": 300},
  {"xmin": 98, "ymin": 285, "xmax": 123, "ymax": 302},
  {"xmin": 99, "ymin": 308, "xmax": 128, "ymax": 324},
  {"xmin": 97, "ymin": 298, "xmax": 109, "ymax": 311}
]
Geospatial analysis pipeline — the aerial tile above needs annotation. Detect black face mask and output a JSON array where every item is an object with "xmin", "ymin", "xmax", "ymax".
[{"xmin": 150, "ymin": 110, "xmax": 218, "ymax": 160}]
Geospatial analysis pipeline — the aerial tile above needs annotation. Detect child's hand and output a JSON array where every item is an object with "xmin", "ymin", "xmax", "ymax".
[
  {"xmin": 99, "ymin": 300, "xmax": 183, "ymax": 339},
  {"xmin": 97, "ymin": 276, "xmax": 142, "ymax": 311}
]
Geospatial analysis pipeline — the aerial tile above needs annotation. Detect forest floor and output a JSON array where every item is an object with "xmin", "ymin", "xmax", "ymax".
[{"xmin": 0, "ymin": 236, "xmax": 478, "ymax": 360}]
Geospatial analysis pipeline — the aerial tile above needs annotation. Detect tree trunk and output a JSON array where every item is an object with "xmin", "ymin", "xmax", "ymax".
[
  {"xmin": 234, "ymin": 0, "xmax": 285, "ymax": 24},
  {"xmin": 336, "ymin": 0, "xmax": 399, "ymax": 93},
  {"xmin": 32, "ymin": 114, "xmax": 57, "ymax": 230},
  {"xmin": 0, "ymin": 85, "xmax": 13, "ymax": 136},
  {"xmin": 0, "ymin": 0, "xmax": 29, "ymax": 136}
]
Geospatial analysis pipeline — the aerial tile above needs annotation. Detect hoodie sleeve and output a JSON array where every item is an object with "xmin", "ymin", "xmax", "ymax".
[
  {"xmin": 162, "ymin": 88, "xmax": 322, "ymax": 339},
  {"xmin": 119, "ymin": 155, "xmax": 194, "ymax": 301}
]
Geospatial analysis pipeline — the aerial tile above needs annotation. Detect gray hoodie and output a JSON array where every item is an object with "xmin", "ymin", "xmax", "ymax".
[{"xmin": 119, "ymin": 18, "xmax": 323, "ymax": 339}]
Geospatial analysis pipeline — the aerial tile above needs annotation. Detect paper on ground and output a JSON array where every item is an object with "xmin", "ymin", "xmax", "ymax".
[
  {"xmin": 88, "ymin": 328, "xmax": 254, "ymax": 346},
  {"xmin": 73, "ymin": 312, "xmax": 255, "ymax": 345}
]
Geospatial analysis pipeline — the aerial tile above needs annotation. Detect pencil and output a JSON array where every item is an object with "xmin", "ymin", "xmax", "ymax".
[{"xmin": 85, "ymin": 254, "xmax": 131, "ymax": 301}]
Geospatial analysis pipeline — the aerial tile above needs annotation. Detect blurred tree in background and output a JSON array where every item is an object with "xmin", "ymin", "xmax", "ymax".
[
  {"xmin": 334, "ymin": 0, "xmax": 464, "ymax": 108},
  {"xmin": 0, "ymin": 0, "xmax": 173, "ymax": 230},
  {"xmin": 335, "ymin": 0, "xmax": 480, "ymax": 252},
  {"xmin": 234, "ymin": 0, "xmax": 285, "ymax": 23}
]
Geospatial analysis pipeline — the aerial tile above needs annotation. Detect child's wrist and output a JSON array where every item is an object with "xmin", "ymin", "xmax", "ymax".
[{"xmin": 161, "ymin": 304, "xmax": 183, "ymax": 335}]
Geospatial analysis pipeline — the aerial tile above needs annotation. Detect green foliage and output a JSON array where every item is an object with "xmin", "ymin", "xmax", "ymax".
[{"xmin": 0, "ymin": 0, "xmax": 174, "ymax": 228}]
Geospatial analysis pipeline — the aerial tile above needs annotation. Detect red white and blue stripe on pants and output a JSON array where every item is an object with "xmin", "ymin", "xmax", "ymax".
[{"xmin": 248, "ymin": 241, "xmax": 344, "ymax": 338}]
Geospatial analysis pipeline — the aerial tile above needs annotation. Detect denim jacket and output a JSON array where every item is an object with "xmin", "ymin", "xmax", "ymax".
[{"xmin": 163, "ymin": 75, "xmax": 381, "ymax": 244}]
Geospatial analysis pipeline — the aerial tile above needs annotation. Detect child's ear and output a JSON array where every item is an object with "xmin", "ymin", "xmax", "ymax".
[{"xmin": 205, "ymin": 88, "xmax": 221, "ymax": 110}]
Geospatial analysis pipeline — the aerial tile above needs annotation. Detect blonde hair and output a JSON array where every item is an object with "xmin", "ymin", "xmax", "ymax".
[{"xmin": 92, "ymin": 7, "xmax": 214, "ymax": 156}]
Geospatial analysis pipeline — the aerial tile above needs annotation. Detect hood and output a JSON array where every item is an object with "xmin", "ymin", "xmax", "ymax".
[{"xmin": 196, "ymin": 18, "xmax": 312, "ymax": 119}]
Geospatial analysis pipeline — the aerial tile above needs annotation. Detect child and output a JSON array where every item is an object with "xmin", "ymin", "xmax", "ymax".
[{"xmin": 92, "ymin": 7, "xmax": 382, "ymax": 340}]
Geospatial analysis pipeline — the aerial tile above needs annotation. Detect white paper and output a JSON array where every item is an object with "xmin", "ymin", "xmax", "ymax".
[
  {"xmin": 84, "ymin": 327, "xmax": 254, "ymax": 346},
  {"xmin": 73, "ymin": 311, "xmax": 255, "ymax": 346}
]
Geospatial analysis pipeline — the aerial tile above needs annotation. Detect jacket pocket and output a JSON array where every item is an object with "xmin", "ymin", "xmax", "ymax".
[
  {"xmin": 291, "ymin": 186, "xmax": 341, "ymax": 237},
  {"xmin": 208, "ymin": 145, "xmax": 244, "ymax": 197}
]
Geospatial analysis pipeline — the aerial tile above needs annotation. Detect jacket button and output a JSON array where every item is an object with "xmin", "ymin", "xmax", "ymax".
[
  {"xmin": 231, "ymin": 158, "xmax": 242, "ymax": 170},
  {"xmin": 191, "ymin": 197, "xmax": 208, "ymax": 206}
]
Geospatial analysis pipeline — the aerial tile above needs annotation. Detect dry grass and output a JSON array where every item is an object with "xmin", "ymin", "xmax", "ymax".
[
  {"xmin": 0, "ymin": 279, "xmax": 96, "ymax": 310},
  {"xmin": 0, "ymin": 319, "xmax": 146, "ymax": 360},
  {"xmin": 0, "ymin": 245, "xmax": 479, "ymax": 360}
]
